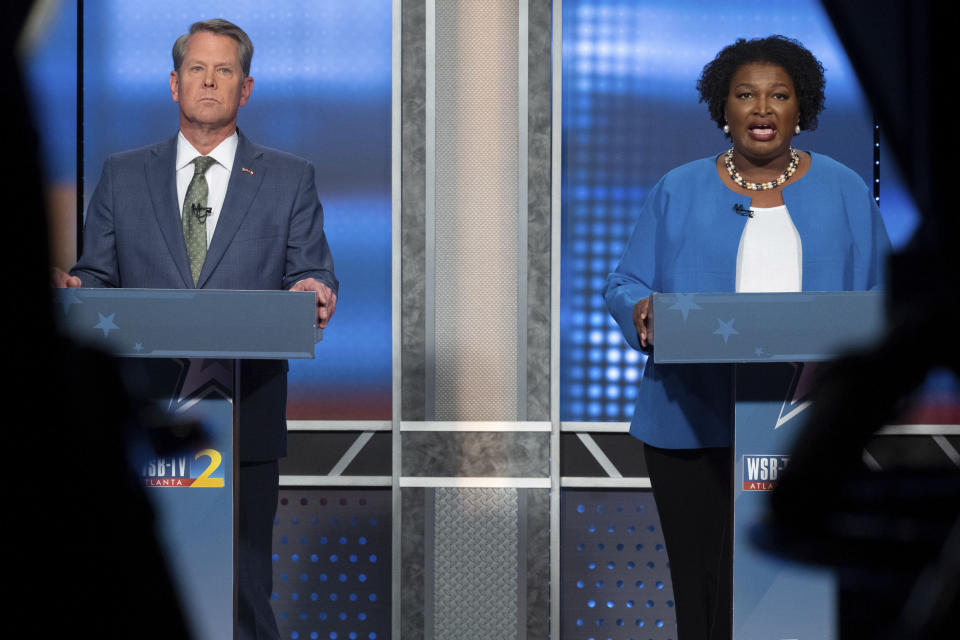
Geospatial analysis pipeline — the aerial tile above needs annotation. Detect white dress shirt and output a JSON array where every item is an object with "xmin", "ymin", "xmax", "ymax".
[
  {"xmin": 175, "ymin": 130, "xmax": 238, "ymax": 247},
  {"xmin": 735, "ymin": 204, "xmax": 803, "ymax": 293}
]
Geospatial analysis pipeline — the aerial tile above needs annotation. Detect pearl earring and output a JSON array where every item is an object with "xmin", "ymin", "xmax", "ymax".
[
  {"xmin": 723, "ymin": 124, "xmax": 730, "ymax": 134},
  {"xmin": 794, "ymin": 124, "xmax": 801, "ymax": 135}
]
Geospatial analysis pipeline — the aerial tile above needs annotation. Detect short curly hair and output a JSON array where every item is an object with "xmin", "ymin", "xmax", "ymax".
[{"xmin": 697, "ymin": 35, "xmax": 825, "ymax": 136}]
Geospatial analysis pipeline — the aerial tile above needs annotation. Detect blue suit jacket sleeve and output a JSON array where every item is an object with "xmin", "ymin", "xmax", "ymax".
[
  {"xmin": 283, "ymin": 159, "xmax": 338, "ymax": 294},
  {"xmin": 603, "ymin": 179, "xmax": 663, "ymax": 352},
  {"xmin": 849, "ymin": 180, "xmax": 890, "ymax": 291},
  {"xmin": 72, "ymin": 155, "xmax": 120, "ymax": 288}
]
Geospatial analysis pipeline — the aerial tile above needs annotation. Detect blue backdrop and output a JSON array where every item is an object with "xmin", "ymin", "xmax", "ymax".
[
  {"xmin": 24, "ymin": 1, "xmax": 923, "ymax": 425},
  {"xmin": 79, "ymin": 1, "xmax": 393, "ymax": 420},
  {"xmin": 559, "ymin": 0, "xmax": 920, "ymax": 423}
]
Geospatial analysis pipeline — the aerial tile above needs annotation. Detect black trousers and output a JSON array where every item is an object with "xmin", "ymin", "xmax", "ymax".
[
  {"xmin": 238, "ymin": 460, "xmax": 281, "ymax": 640},
  {"xmin": 644, "ymin": 444, "xmax": 733, "ymax": 640}
]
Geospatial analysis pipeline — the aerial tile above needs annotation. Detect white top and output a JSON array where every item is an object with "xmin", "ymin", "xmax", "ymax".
[
  {"xmin": 175, "ymin": 131, "xmax": 238, "ymax": 247},
  {"xmin": 735, "ymin": 204, "xmax": 802, "ymax": 292}
]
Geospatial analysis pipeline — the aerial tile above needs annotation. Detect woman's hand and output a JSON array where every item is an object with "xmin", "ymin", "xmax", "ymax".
[{"xmin": 633, "ymin": 295, "xmax": 654, "ymax": 348}]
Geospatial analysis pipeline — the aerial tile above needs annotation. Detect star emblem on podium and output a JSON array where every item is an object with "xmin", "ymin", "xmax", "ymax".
[
  {"xmin": 667, "ymin": 294, "xmax": 703, "ymax": 321},
  {"xmin": 713, "ymin": 318, "xmax": 738, "ymax": 344},
  {"xmin": 94, "ymin": 312, "xmax": 119, "ymax": 337}
]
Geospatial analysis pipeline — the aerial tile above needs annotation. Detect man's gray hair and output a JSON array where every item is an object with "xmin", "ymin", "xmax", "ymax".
[{"xmin": 172, "ymin": 19, "xmax": 254, "ymax": 77}]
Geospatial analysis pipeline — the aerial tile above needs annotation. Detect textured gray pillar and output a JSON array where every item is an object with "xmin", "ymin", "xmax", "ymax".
[
  {"xmin": 401, "ymin": 0, "xmax": 428, "ymax": 421},
  {"xmin": 526, "ymin": 0, "xmax": 552, "ymax": 422},
  {"xmin": 433, "ymin": 488, "xmax": 518, "ymax": 640},
  {"xmin": 402, "ymin": 0, "xmax": 551, "ymax": 421},
  {"xmin": 399, "ymin": 2, "xmax": 553, "ymax": 639},
  {"xmin": 432, "ymin": 0, "xmax": 520, "ymax": 421}
]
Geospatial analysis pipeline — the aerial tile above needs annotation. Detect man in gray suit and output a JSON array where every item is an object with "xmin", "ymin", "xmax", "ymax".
[{"xmin": 52, "ymin": 19, "xmax": 336, "ymax": 640}]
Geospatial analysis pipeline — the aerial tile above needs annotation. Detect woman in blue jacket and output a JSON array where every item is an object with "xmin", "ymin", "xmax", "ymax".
[{"xmin": 603, "ymin": 35, "xmax": 889, "ymax": 640}]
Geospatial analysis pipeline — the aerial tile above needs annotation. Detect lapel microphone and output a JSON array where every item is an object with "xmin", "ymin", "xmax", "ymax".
[
  {"xmin": 192, "ymin": 202, "xmax": 213, "ymax": 223},
  {"xmin": 733, "ymin": 203, "xmax": 754, "ymax": 218}
]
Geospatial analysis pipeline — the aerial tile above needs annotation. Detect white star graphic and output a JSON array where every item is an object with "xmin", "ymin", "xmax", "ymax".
[
  {"xmin": 94, "ymin": 312, "xmax": 119, "ymax": 337},
  {"xmin": 667, "ymin": 294, "xmax": 703, "ymax": 321},
  {"xmin": 713, "ymin": 318, "xmax": 738, "ymax": 344},
  {"xmin": 133, "ymin": 343, "xmax": 143, "ymax": 352}
]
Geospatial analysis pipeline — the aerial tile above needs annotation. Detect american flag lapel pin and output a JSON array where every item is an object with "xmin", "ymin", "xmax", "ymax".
[{"xmin": 241, "ymin": 167, "xmax": 254, "ymax": 175}]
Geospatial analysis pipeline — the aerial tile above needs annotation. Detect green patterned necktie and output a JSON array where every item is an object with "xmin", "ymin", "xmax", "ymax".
[{"xmin": 182, "ymin": 156, "xmax": 217, "ymax": 285}]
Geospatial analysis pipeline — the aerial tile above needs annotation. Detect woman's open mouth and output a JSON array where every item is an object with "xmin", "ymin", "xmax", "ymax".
[{"xmin": 748, "ymin": 123, "xmax": 776, "ymax": 141}]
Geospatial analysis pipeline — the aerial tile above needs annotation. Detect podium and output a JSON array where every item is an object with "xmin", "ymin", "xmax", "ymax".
[
  {"xmin": 55, "ymin": 288, "xmax": 317, "ymax": 640},
  {"xmin": 652, "ymin": 291, "xmax": 884, "ymax": 640}
]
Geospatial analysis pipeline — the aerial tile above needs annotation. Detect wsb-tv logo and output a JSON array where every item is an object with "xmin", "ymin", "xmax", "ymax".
[
  {"xmin": 141, "ymin": 449, "xmax": 225, "ymax": 488},
  {"xmin": 742, "ymin": 455, "xmax": 789, "ymax": 491}
]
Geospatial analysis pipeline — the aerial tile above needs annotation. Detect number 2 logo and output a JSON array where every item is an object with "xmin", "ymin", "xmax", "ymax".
[{"xmin": 192, "ymin": 449, "xmax": 225, "ymax": 488}]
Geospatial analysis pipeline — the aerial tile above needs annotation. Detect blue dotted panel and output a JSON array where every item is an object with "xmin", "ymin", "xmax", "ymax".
[
  {"xmin": 562, "ymin": 490, "xmax": 676, "ymax": 640},
  {"xmin": 273, "ymin": 490, "xmax": 390, "ymax": 640}
]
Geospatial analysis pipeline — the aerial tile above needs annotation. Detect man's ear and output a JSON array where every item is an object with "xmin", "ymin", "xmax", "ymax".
[
  {"xmin": 239, "ymin": 76, "xmax": 254, "ymax": 107},
  {"xmin": 170, "ymin": 70, "xmax": 180, "ymax": 104}
]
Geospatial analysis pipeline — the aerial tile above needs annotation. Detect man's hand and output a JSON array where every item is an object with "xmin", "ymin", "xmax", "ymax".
[
  {"xmin": 290, "ymin": 278, "xmax": 337, "ymax": 329},
  {"xmin": 50, "ymin": 267, "xmax": 81, "ymax": 288},
  {"xmin": 632, "ymin": 294, "xmax": 654, "ymax": 348}
]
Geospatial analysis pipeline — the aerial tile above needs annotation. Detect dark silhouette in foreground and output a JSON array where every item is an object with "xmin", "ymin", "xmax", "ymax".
[{"xmin": 764, "ymin": 3, "xmax": 959, "ymax": 638}]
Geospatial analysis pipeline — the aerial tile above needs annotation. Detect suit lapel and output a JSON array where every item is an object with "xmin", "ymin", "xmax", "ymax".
[
  {"xmin": 145, "ymin": 136, "xmax": 194, "ymax": 288},
  {"xmin": 197, "ymin": 131, "xmax": 265, "ymax": 288}
]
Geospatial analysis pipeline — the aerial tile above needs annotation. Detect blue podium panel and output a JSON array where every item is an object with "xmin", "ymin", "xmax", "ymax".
[
  {"xmin": 55, "ymin": 288, "xmax": 316, "ymax": 639},
  {"xmin": 652, "ymin": 292, "xmax": 883, "ymax": 363},
  {"xmin": 647, "ymin": 292, "xmax": 885, "ymax": 640},
  {"xmin": 54, "ymin": 288, "xmax": 318, "ymax": 358},
  {"xmin": 733, "ymin": 363, "xmax": 835, "ymax": 640},
  {"xmin": 141, "ymin": 391, "xmax": 236, "ymax": 640}
]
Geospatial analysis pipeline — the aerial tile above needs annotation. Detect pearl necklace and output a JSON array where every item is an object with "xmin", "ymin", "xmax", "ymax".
[{"xmin": 724, "ymin": 147, "xmax": 800, "ymax": 190}]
